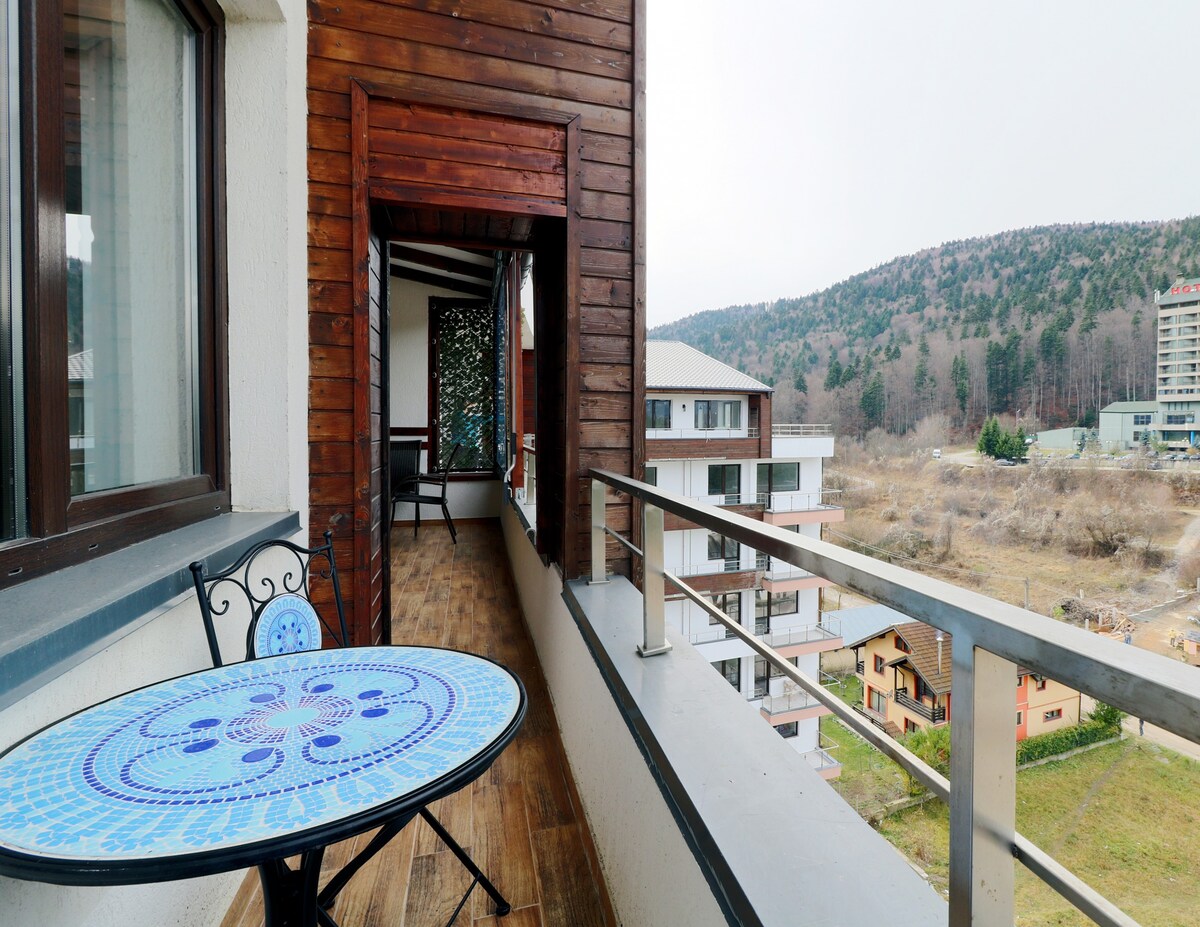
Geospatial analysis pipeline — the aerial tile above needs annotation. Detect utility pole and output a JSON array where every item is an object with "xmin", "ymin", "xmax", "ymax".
[{"xmin": 1024, "ymin": 577, "xmax": 1030, "ymax": 611}]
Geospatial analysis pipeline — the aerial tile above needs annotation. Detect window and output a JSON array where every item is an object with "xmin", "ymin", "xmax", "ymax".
[
  {"xmin": 710, "ymin": 592, "xmax": 740, "ymax": 621},
  {"xmin": 1044, "ymin": 708, "xmax": 1063, "ymax": 722},
  {"xmin": 1, "ymin": 0, "xmax": 227, "ymax": 584},
  {"xmin": 694, "ymin": 399, "xmax": 740, "ymax": 430},
  {"xmin": 894, "ymin": 634, "xmax": 912, "ymax": 653},
  {"xmin": 914, "ymin": 676, "xmax": 934, "ymax": 703},
  {"xmin": 707, "ymin": 531, "xmax": 739, "ymax": 571},
  {"xmin": 754, "ymin": 589, "xmax": 798, "ymax": 620},
  {"xmin": 707, "ymin": 463, "xmax": 740, "ymax": 503},
  {"xmin": 753, "ymin": 655, "xmax": 769, "ymax": 698},
  {"xmin": 713, "ymin": 658, "xmax": 740, "ymax": 690},
  {"xmin": 645, "ymin": 398, "xmax": 671, "ymax": 429},
  {"xmin": 707, "ymin": 593, "xmax": 738, "ymax": 640},
  {"xmin": 1016, "ymin": 711, "xmax": 1023, "ymax": 726},
  {"xmin": 1133, "ymin": 414, "xmax": 1152, "ymax": 426},
  {"xmin": 873, "ymin": 654, "xmax": 885, "ymax": 674},
  {"xmin": 868, "ymin": 686, "xmax": 886, "ymax": 714},
  {"xmin": 644, "ymin": 466, "xmax": 657, "ymax": 486},
  {"xmin": 756, "ymin": 461, "xmax": 799, "ymax": 504},
  {"xmin": 774, "ymin": 722, "xmax": 798, "ymax": 738},
  {"xmin": 904, "ymin": 718, "xmax": 919, "ymax": 734},
  {"xmin": 1036, "ymin": 677, "xmax": 1048, "ymax": 691}
]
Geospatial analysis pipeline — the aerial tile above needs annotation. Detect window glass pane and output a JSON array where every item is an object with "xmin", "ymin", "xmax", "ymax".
[
  {"xmin": 645, "ymin": 399, "xmax": 670, "ymax": 429},
  {"xmin": 643, "ymin": 465, "xmax": 656, "ymax": 486},
  {"xmin": 66, "ymin": 0, "xmax": 199, "ymax": 495},
  {"xmin": 0, "ymin": 0, "xmax": 22, "ymax": 540},
  {"xmin": 771, "ymin": 462, "xmax": 799, "ymax": 493}
]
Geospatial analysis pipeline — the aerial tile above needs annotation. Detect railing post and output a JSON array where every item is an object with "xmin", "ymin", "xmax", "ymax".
[
  {"xmin": 589, "ymin": 478, "xmax": 608, "ymax": 585},
  {"xmin": 638, "ymin": 502, "xmax": 671, "ymax": 657},
  {"xmin": 949, "ymin": 644, "xmax": 1016, "ymax": 926}
]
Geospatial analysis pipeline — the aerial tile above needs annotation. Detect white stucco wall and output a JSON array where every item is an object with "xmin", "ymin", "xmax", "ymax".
[
  {"xmin": 501, "ymin": 505, "xmax": 724, "ymax": 927},
  {"xmin": 1, "ymin": 3, "xmax": 309, "ymax": 925}
]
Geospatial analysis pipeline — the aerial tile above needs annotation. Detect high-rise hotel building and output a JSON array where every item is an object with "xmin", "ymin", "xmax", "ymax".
[{"xmin": 1155, "ymin": 275, "xmax": 1200, "ymax": 451}]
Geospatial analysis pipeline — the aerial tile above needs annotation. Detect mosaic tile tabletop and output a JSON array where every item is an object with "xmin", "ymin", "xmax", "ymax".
[{"xmin": 0, "ymin": 647, "xmax": 521, "ymax": 866}]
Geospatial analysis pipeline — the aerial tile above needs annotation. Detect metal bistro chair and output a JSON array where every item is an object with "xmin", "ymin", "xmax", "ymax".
[
  {"xmin": 392, "ymin": 442, "xmax": 461, "ymax": 544},
  {"xmin": 188, "ymin": 531, "xmax": 511, "ymax": 925},
  {"xmin": 388, "ymin": 438, "xmax": 422, "ymax": 532}
]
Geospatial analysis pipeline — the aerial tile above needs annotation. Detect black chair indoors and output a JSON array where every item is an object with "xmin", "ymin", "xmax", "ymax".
[
  {"xmin": 392, "ymin": 442, "xmax": 461, "ymax": 544},
  {"xmin": 388, "ymin": 438, "xmax": 422, "ymax": 530},
  {"xmin": 188, "ymin": 531, "xmax": 510, "ymax": 925}
]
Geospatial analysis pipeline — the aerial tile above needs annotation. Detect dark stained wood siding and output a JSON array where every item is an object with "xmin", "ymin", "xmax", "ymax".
[
  {"xmin": 309, "ymin": 0, "xmax": 642, "ymax": 629},
  {"xmin": 645, "ymin": 438, "xmax": 762, "ymax": 461}
]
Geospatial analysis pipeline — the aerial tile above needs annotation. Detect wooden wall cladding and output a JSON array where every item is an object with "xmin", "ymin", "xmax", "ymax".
[{"xmin": 308, "ymin": 0, "xmax": 642, "ymax": 627}]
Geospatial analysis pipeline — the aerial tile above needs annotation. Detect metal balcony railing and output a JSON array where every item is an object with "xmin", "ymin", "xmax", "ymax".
[
  {"xmin": 755, "ymin": 488, "xmax": 843, "ymax": 512},
  {"xmin": 588, "ymin": 468, "xmax": 1200, "ymax": 927},
  {"xmin": 761, "ymin": 623, "xmax": 841, "ymax": 648},
  {"xmin": 771, "ymin": 423, "xmax": 834, "ymax": 437},
  {"xmin": 895, "ymin": 687, "xmax": 947, "ymax": 723},
  {"xmin": 761, "ymin": 688, "xmax": 822, "ymax": 715}
]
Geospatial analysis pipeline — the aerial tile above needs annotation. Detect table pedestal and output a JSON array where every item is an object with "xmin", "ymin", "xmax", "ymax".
[{"xmin": 258, "ymin": 850, "xmax": 327, "ymax": 927}]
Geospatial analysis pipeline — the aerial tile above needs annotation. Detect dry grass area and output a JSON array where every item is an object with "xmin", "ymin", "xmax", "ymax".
[{"xmin": 827, "ymin": 445, "xmax": 1198, "ymax": 619}]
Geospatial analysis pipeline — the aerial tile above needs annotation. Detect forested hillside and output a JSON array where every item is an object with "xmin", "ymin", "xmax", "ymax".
[{"xmin": 650, "ymin": 220, "xmax": 1200, "ymax": 435}]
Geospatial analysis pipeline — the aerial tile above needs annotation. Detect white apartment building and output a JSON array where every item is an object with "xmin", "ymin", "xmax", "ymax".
[
  {"xmin": 1155, "ymin": 275, "xmax": 1200, "ymax": 451},
  {"xmin": 646, "ymin": 342, "xmax": 846, "ymax": 776}
]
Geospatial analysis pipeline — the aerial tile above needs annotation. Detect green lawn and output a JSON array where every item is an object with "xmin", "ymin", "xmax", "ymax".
[
  {"xmin": 820, "ymin": 675, "xmax": 910, "ymax": 816},
  {"xmin": 873, "ymin": 740, "xmax": 1200, "ymax": 925}
]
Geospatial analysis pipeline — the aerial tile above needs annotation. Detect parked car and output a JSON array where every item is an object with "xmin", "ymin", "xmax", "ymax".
[{"xmin": 932, "ymin": 448, "xmax": 942, "ymax": 459}]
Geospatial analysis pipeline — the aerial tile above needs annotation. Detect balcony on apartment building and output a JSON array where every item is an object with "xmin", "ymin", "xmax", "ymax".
[{"xmin": 569, "ymin": 468, "xmax": 1200, "ymax": 926}]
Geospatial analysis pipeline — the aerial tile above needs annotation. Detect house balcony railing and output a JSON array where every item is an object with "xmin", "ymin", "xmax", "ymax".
[
  {"xmin": 772, "ymin": 423, "xmax": 833, "ymax": 437},
  {"xmin": 761, "ymin": 621, "xmax": 841, "ymax": 649},
  {"xmin": 801, "ymin": 745, "xmax": 840, "ymax": 773},
  {"xmin": 895, "ymin": 687, "xmax": 947, "ymax": 723},
  {"xmin": 587, "ymin": 467, "xmax": 1200, "ymax": 927},
  {"xmin": 761, "ymin": 687, "xmax": 822, "ymax": 715},
  {"xmin": 688, "ymin": 625, "xmax": 734, "ymax": 645},
  {"xmin": 755, "ymin": 488, "xmax": 843, "ymax": 512},
  {"xmin": 672, "ymin": 558, "xmax": 750, "ymax": 577}
]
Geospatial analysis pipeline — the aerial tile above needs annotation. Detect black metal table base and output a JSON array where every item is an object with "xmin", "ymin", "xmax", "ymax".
[
  {"xmin": 259, "ymin": 849, "xmax": 331, "ymax": 927},
  {"xmin": 256, "ymin": 806, "xmax": 512, "ymax": 927}
]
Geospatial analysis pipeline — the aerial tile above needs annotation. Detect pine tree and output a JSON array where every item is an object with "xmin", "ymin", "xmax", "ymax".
[{"xmin": 860, "ymin": 372, "xmax": 885, "ymax": 429}]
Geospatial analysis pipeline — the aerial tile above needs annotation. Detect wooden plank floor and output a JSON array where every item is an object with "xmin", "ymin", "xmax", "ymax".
[{"xmin": 220, "ymin": 521, "xmax": 615, "ymax": 927}]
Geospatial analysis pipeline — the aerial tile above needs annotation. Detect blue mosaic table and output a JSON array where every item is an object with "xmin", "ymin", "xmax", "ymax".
[{"xmin": 0, "ymin": 645, "xmax": 525, "ymax": 919}]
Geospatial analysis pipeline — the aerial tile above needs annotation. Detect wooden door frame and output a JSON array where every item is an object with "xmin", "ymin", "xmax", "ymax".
[{"xmin": 349, "ymin": 80, "xmax": 583, "ymax": 628}]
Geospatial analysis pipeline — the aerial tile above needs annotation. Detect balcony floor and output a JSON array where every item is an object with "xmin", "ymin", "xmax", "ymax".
[{"xmin": 221, "ymin": 520, "xmax": 614, "ymax": 927}]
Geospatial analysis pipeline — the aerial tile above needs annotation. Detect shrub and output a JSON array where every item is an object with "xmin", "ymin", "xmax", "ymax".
[
  {"xmin": 1088, "ymin": 701, "xmax": 1125, "ymax": 732},
  {"xmin": 1015, "ymin": 720, "xmax": 1115, "ymax": 765},
  {"xmin": 1179, "ymin": 550, "xmax": 1200, "ymax": 589},
  {"xmin": 900, "ymin": 724, "xmax": 952, "ymax": 795}
]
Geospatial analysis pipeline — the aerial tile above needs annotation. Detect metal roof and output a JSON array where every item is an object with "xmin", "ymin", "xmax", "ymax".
[
  {"xmin": 646, "ymin": 341, "xmax": 772, "ymax": 393},
  {"xmin": 1100, "ymin": 401, "xmax": 1159, "ymax": 414}
]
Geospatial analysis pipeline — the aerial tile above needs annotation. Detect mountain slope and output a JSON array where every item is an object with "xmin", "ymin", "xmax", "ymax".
[{"xmin": 650, "ymin": 220, "xmax": 1200, "ymax": 435}]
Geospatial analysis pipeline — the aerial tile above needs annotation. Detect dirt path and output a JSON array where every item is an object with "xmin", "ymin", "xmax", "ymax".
[{"xmin": 1080, "ymin": 694, "xmax": 1200, "ymax": 763}]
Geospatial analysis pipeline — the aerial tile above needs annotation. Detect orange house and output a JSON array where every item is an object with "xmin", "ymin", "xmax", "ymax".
[{"xmin": 850, "ymin": 622, "xmax": 1080, "ymax": 741}]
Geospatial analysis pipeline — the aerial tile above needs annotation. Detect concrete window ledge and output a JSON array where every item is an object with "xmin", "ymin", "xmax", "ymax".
[
  {"xmin": 0, "ymin": 511, "xmax": 299, "ymax": 712},
  {"xmin": 563, "ymin": 575, "xmax": 946, "ymax": 927}
]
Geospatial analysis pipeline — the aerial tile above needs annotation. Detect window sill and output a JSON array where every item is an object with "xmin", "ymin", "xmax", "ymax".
[{"xmin": 0, "ymin": 511, "xmax": 299, "ymax": 713}]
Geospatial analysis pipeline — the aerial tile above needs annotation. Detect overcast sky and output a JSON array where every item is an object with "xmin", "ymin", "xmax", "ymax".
[{"xmin": 646, "ymin": 1, "xmax": 1200, "ymax": 327}]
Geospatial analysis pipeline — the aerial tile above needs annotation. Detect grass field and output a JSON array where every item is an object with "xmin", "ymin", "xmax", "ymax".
[{"xmin": 872, "ymin": 739, "xmax": 1200, "ymax": 925}]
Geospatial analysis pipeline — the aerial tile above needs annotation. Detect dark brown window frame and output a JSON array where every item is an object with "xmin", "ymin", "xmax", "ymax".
[{"xmin": 1, "ymin": 0, "xmax": 228, "ymax": 587}]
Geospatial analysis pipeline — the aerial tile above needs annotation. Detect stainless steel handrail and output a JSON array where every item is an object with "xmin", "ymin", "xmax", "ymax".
[{"xmin": 589, "ymin": 468, "xmax": 1176, "ymax": 927}]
